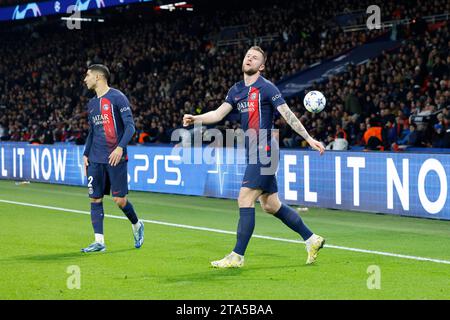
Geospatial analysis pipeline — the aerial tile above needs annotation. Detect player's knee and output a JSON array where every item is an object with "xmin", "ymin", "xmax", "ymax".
[
  {"xmin": 260, "ymin": 202, "xmax": 278, "ymax": 214},
  {"xmin": 238, "ymin": 196, "xmax": 254, "ymax": 208},
  {"xmin": 91, "ymin": 198, "xmax": 103, "ymax": 203},
  {"xmin": 113, "ymin": 197, "xmax": 127, "ymax": 208}
]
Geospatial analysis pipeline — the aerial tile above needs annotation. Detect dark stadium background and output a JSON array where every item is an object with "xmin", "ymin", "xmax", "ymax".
[{"xmin": 0, "ymin": 0, "xmax": 448, "ymax": 150}]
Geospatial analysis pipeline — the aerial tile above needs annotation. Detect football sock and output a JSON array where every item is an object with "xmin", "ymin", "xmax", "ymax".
[
  {"xmin": 233, "ymin": 207, "xmax": 255, "ymax": 256},
  {"xmin": 121, "ymin": 200, "xmax": 139, "ymax": 225},
  {"xmin": 95, "ymin": 233, "xmax": 105, "ymax": 244},
  {"xmin": 274, "ymin": 204, "xmax": 313, "ymax": 240},
  {"xmin": 132, "ymin": 221, "xmax": 141, "ymax": 233},
  {"xmin": 90, "ymin": 202, "xmax": 104, "ymax": 237}
]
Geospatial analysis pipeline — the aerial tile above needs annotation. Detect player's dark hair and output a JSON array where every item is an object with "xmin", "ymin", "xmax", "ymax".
[
  {"xmin": 88, "ymin": 64, "xmax": 110, "ymax": 81},
  {"xmin": 249, "ymin": 46, "xmax": 267, "ymax": 64}
]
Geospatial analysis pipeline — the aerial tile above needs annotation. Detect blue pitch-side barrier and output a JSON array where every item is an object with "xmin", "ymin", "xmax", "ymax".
[{"xmin": 0, "ymin": 142, "xmax": 449, "ymax": 220}]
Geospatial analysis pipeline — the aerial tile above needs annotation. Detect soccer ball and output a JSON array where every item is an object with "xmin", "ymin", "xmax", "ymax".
[{"xmin": 303, "ymin": 90, "xmax": 326, "ymax": 113}]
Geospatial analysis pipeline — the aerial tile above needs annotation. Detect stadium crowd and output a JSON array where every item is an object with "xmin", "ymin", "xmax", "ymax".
[
  {"xmin": 279, "ymin": 21, "xmax": 450, "ymax": 150},
  {"xmin": 0, "ymin": 0, "xmax": 448, "ymax": 149}
]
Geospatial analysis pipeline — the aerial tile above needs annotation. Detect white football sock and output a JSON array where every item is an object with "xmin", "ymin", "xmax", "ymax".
[
  {"xmin": 132, "ymin": 221, "xmax": 141, "ymax": 233},
  {"xmin": 306, "ymin": 234, "xmax": 316, "ymax": 244},
  {"xmin": 231, "ymin": 251, "xmax": 244, "ymax": 258},
  {"xmin": 95, "ymin": 233, "xmax": 104, "ymax": 244}
]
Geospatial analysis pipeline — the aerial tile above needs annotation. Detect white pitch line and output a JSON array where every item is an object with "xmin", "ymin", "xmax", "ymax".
[{"xmin": 1, "ymin": 199, "xmax": 450, "ymax": 265}]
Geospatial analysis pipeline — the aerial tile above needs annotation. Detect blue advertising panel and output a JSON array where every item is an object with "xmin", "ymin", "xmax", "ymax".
[
  {"xmin": 0, "ymin": 142, "xmax": 449, "ymax": 220},
  {"xmin": 0, "ymin": 0, "xmax": 152, "ymax": 22}
]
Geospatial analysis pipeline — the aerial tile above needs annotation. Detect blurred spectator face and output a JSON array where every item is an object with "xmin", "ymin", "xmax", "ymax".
[
  {"xmin": 242, "ymin": 48, "xmax": 265, "ymax": 75},
  {"xmin": 359, "ymin": 123, "xmax": 366, "ymax": 131},
  {"xmin": 406, "ymin": 91, "xmax": 414, "ymax": 100}
]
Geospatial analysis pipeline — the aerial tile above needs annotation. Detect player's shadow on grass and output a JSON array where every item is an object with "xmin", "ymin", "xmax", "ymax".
[
  {"xmin": 3, "ymin": 248, "xmax": 136, "ymax": 262},
  {"xmin": 162, "ymin": 263, "xmax": 307, "ymax": 284},
  {"xmin": 163, "ymin": 269, "xmax": 245, "ymax": 284}
]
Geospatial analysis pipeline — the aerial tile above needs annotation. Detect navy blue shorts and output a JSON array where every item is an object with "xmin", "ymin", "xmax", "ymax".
[
  {"xmin": 87, "ymin": 161, "xmax": 128, "ymax": 198},
  {"xmin": 241, "ymin": 163, "xmax": 278, "ymax": 194}
]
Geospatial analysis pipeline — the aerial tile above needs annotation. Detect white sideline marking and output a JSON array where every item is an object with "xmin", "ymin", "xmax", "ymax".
[{"xmin": 1, "ymin": 199, "xmax": 450, "ymax": 265}]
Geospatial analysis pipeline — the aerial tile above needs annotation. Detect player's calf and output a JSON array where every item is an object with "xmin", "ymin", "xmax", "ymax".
[
  {"xmin": 115, "ymin": 197, "xmax": 144, "ymax": 249},
  {"xmin": 89, "ymin": 198, "xmax": 105, "ymax": 245},
  {"xmin": 113, "ymin": 196, "xmax": 127, "ymax": 208}
]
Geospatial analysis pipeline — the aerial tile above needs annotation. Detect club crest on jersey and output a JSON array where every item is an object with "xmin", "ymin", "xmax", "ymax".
[
  {"xmin": 250, "ymin": 93, "xmax": 257, "ymax": 100},
  {"xmin": 103, "ymin": 104, "xmax": 109, "ymax": 111}
]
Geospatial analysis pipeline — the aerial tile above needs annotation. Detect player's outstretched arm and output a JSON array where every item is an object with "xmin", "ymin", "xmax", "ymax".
[
  {"xmin": 277, "ymin": 103, "xmax": 325, "ymax": 155},
  {"xmin": 183, "ymin": 102, "xmax": 233, "ymax": 126}
]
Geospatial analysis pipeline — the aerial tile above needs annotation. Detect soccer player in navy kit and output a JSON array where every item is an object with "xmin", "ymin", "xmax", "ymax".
[
  {"xmin": 81, "ymin": 64, "xmax": 144, "ymax": 253},
  {"xmin": 183, "ymin": 47, "xmax": 325, "ymax": 267}
]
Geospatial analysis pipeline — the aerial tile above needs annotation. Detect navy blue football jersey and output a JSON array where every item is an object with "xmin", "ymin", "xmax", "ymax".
[
  {"xmin": 84, "ymin": 88, "xmax": 135, "ymax": 164},
  {"xmin": 225, "ymin": 75, "xmax": 285, "ymax": 157}
]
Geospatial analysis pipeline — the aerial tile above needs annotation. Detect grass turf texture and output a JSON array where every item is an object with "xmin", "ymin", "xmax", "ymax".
[{"xmin": 0, "ymin": 180, "xmax": 449, "ymax": 299}]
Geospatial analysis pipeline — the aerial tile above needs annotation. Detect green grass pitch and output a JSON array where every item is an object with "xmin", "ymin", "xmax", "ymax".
[{"xmin": 0, "ymin": 180, "xmax": 449, "ymax": 299}]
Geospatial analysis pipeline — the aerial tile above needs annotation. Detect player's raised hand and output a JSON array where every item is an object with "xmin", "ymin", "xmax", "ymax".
[
  {"xmin": 109, "ymin": 146, "xmax": 123, "ymax": 166},
  {"xmin": 307, "ymin": 138, "xmax": 325, "ymax": 155},
  {"xmin": 183, "ymin": 114, "xmax": 196, "ymax": 127},
  {"xmin": 83, "ymin": 156, "xmax": 89, "ymax": 176}
]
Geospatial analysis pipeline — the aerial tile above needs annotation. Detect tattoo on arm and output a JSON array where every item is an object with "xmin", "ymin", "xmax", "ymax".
[{"xmin": 278, "ymin": 104, "xmax": 311, "ymax": 141}]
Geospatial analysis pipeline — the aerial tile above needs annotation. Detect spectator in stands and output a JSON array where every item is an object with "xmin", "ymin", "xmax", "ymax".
[
  {"xmin": 431, "ymin": 113, "xmax": 448, "ymax": 147},
  {"xmin": 399, "ymin": 123, "xmax": 424, "ymax": 147},
  {"xmin": 0, "ymin": 0, "xmax": 448, "ymax": 150},
  {"xmin": 29, "ymin": 134, "xmax": 41, "ymax": 145},
  {"xmin": 326, "ymin": 131, "xmax": 348, "ymax": 150},
  {"xmin": 385, "ymin": 120, "xmax": 399, "ymax": 146},
  {"xmin": 354, "ymin": 122, "xmax": 367, "ymax": 146},
  {"xmin": 344, "ymin": 88, "xmax": 362, "ymax": 116},
  {"xmin": 363, "ymin": 118, "xmax": 386, "ymax": 151},
  {"xmin": 277, "ymin": 117, "xmax": 296, "ymax": 148},
  {"xmin": 154, "ymin": 126, "xmax": 171, "ymax": 144},
  {"xmin": 0, "ymin": 122, "xmax": 5, "ymax": 140},
  {"xmin": 40, "ymin": 122, "xmax": 54, "ymax": 145},
  {"xmin": 443, "ymin": 127, "xmax": 450, "ymax": 148}
]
